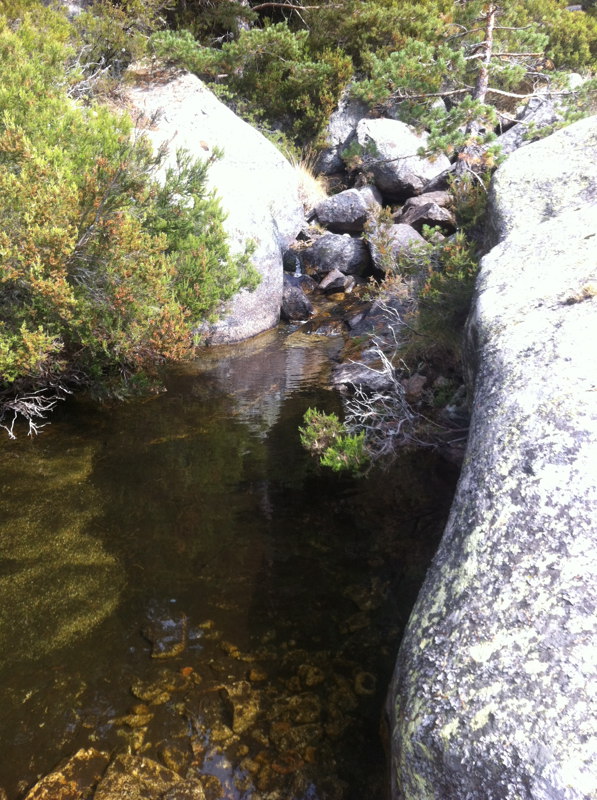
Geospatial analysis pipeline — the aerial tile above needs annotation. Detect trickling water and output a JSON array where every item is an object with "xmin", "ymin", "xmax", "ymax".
[{"xmin": 0, "ymin": 327, "xmax": 457, "ymax": 799}]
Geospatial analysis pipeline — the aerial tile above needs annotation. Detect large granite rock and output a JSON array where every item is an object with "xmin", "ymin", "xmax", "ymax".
[
  {"xmin": 356, "ymin": 118, "xmax": 451, "ymax": 200},
  {"xmin": 487, "ymin": 114, "xmax": 597, "ymax": 245},
  {"xmin": 124, "ymin": 68, "xmax": 305, "ymax": 344},
  {"xmin": 388, "ymin": 116, "xmax": 597, "ymax": 800},
  {"xmin": 367, "ymin": 223, "xmax": 429, "ymax": 273},
  {"xmin": 303, "ymin": 232, "xmax": 371, "ymax": 275}
]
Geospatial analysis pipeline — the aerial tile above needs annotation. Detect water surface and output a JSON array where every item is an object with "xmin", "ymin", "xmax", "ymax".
[{"xmin": 0, "ymin": 328, "xmax": 457, "ymax": 799}]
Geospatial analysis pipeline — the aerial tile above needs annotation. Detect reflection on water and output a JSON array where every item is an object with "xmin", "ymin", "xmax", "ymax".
[{"xmin": 0, "ymin": 328, "xmax": 457, "ymax": 799}]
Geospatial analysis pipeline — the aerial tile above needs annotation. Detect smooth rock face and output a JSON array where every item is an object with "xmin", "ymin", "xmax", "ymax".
[
  {"xmin": 487, "ymin": 114, "xmax": 597, "ymax": 245},
  {"xmin": 124, "ymin": 69, "xmax": 305, "ymax": 344},
  {"xmin": 388, "ymin": 117, "xmax": 597, "ymax": 800},
  {"xmin": 356, "ymin": 119, "xmax": 451, "ymax": 199}
]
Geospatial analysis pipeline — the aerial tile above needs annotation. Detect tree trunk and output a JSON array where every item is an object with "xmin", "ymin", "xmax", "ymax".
[
  {"xmin": 472, "ymin": 3, "xmax": 497, "ymax": 104},
  {"xmin": 455, "ymin": 3, "xmax": 498, "ymax": 176}
]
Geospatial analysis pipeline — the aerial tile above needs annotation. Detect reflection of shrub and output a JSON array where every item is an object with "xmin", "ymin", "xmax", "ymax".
[{"xmin": 150, "ymin": 24, "xmax": 352, "ymax": 144}]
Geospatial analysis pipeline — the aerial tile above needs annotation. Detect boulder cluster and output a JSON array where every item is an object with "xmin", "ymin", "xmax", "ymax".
[{"xmin": 282, "ymin": 116, "xmax": 458, "ymax": 323}]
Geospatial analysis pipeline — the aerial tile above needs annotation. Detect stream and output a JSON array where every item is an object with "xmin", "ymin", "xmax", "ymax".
[{"xmin": 0, "ymin": 325, "xmax": 458, "ymax": 799}]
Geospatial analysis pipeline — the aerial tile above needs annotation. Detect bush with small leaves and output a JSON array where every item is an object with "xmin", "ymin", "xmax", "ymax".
[{"xmin": 0, "ymin": 4, "xmax": 257, "ymax": 435}]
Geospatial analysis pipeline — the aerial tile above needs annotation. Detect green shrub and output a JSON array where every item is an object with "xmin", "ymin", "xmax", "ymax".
[
  {"xmin": 163, "ymin": 0, "xmax": 256, "ymax": 44},
  {"xmin": 299, "ymin": 408, "xmax": 368, "ymax": 474},
  {"xmin": 150, "ymin": 23, "xmax": 352, "ymax": 144},
  {"xmin": 0, "ymin": 4, "xmax": 257, "ymax": 432},
  {"xmin": 306, "ymin": 0, "xmax": 450, "ymax": 66}
]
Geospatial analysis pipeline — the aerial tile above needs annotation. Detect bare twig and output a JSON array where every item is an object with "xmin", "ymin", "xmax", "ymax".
[
  {"xmin": 0, "ymin": 387, "xmax": 71, "ymax": 439},
  {"xmin": 250, "ymin": 1, "xmax": 339, "ymax": 9}
]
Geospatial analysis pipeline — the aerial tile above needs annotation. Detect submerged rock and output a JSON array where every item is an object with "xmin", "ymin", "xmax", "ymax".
[
  {"xmin": 23, "ymin": 749, "xmax": 110, "ymax": 800},
  {"xmin": 223, "ymin": 680, "xmax": 261, "ymax": 734},
  {"xmin": 142, "ymin": 609, "xmax": 189, "ymax": 659},
  {"xmin": 94, "ymin": 754, "xmax": 206, "ymax": 800}
]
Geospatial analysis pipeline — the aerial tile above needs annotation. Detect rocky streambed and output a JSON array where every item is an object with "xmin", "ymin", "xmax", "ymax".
[{"xmin": 0, "ymin": 323, "xmax": 458, "ymax": 800}]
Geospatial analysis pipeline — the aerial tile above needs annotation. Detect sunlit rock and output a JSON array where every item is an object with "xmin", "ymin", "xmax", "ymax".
[
  {"xmin": 356, "ymin": 118, "xmax": 451, "ymax": 200},
  {"xmin": 124, "ymin": 67, "xmax": 305, "ymax": 344},
  {"xmin": 388, "ymin": 116, "xmax": 597, "ymax": 800}
]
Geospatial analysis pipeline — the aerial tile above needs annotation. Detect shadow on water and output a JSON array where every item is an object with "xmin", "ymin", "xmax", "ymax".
[{"xmin": 0, "ymin": 327, "xmax": 458, "ymax": 799}]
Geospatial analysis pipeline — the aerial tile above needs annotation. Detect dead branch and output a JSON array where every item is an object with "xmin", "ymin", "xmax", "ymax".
[
  {"xmin": 445, "ymin": 23, "xmax": 533, "ymax": 41},
  {"xmin": 0, "ymin": 387, "xmax": 71, "ymax": 439},
  {"xmin": 250, "ymin": 1, "xmax": 339, "ymax": 9}
]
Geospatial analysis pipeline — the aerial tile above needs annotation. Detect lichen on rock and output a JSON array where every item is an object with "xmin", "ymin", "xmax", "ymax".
[{"xmin": 388, "ymin": 115, "xmax": 597, "ymax": 800}]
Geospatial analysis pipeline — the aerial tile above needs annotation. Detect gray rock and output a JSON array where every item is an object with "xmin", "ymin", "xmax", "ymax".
[
  {"xmin": 281, "ymin": 274, "xmax": 314, "ymax": 321},
  {"xmin": 358, "ymin": 184, "xmax": 384, "ymax": 210},
  {"xmin": 124, "ymin": 69, "xmax": 305, "ymax": 344},
  {"xmin": 394, "ymin": 202, "xmax": 456, "ymax": 232},
  {"xmin": 303, "ymin": 232, "xmax": 371, "ymax": 275},
  {"xmin": 283, "ymin": 248, "xmax": 303, "ymax": 274},
  {"xmin": 487, "ymin": 114, "xmax": 597, "ymax": 246},
  {"xmin": 356, "ymin": 118, "xmax": 451, "ymax": 200},
  {"xmin": 318, "ymin": 268, "xmax": 355, "ymax": 294},
  {"xmin": 400, "ymin": 190, "xmax": 452, "ymax": 211},
  {"xmin": 315, "ymin": 188, "xmax": 373, "ymax": 233},
  {"xmin": 494, "ymin": 94, "xmax": 561, "ymax": 156},
  {"xmin": 316, "ymin": 87, "xmax": 369, "ymax": 175},
  {"xmin": 367, "ymin": 223, "xmax": 430, "ymax": 273},
  {"xmin": 494, "ymin": 76, "xmax": 586, "ymax": 157},
  {"xmin": 420, "ymin": 168, "xmax": 454, "ymax": 193},
  {"xmin": 388, "ymin": 121, "xmax": 597, "ymax": 800}
]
